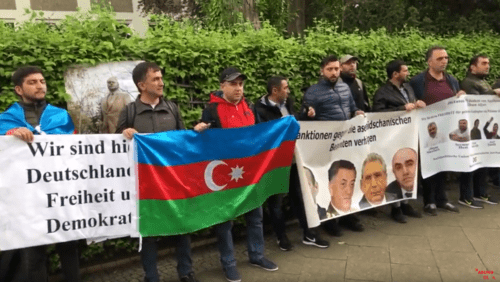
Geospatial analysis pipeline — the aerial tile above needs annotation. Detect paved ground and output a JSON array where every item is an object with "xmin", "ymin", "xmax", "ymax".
[{"xmin": 53, "ymin": 181, "xmax": 500, "ymax": 282}]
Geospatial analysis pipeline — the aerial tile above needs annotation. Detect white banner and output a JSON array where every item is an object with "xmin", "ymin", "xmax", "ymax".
[
  {"xmin": 0, "ymin": 135, "xmax": 136, "ymax": 250},
  {"xmin": 296, "ymin": 112, "xmax": 418, "ymax": 228},
  {"xmin": 419, "ymin": 95, "xmax": 500, "ymax": 178}
]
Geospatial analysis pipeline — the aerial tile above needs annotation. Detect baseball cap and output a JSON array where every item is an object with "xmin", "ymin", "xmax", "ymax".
[
  {"xmin": 340, "ymin": 55, "xmax": 359, "ymax": 64},
  {"xmin": 219, "ymin": 67, "xmax": 247, "ymax": 83}
]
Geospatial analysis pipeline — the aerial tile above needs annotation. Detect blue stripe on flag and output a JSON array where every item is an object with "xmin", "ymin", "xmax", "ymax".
[{"xmin": 135, "ymin": 115, "xmax": 300, "ymax": 166}]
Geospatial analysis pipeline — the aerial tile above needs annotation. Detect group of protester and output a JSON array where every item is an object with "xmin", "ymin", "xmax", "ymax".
[{"xmin": 1, "ymin": 45, "xmax": 500, "ymax": 282}]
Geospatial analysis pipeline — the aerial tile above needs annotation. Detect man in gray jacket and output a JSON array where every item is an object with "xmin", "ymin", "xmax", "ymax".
[{"xmin": 116, "ymin": 62, "xmax": 197, "ymax": 282}]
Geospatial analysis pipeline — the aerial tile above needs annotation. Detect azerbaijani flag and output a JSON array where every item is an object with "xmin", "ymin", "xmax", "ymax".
[{"xmin": 134, "ymin": 116, "xmax": 300, "ymax": 236}]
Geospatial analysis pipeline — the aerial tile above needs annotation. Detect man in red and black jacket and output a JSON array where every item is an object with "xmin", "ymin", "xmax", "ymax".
[{"xmin": 194, "ymin": 67, "xmax": 277, "ymax": 282}]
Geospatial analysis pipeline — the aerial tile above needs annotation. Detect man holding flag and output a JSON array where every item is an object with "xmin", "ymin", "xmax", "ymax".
[
  {"xmin": 194, "ymin": 67, "xmax": 279, "ymax": 282},
  {"xmin": 116, "ymin": 62, "xmax": 197, "ymax": 282},
  {"xmin": 0, "ymin": 66, "xmax": 80, "ymax": 282}
]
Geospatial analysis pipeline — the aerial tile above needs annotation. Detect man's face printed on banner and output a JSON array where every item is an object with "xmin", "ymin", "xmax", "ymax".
[
  {"xmin": 329, "ymin": 168, "xmax": 355, "ymax": 212},
  {"xmin": 361, "ymin": 160, "xmax": 387, "ymax": 204},
  {"xmin": 392, "ymin": 148, "xmax": 417, "ymax": 192},
  {"xmin": 428, "ymin": 123, "xmax": 437, "ymax": 138},
  {"xmin": 459, "ymin": 119, "xmax": 468, "ymax": 132},
  {"xmin": 304, "ymin": 167, "xmax": 319, "ymax": 204}
]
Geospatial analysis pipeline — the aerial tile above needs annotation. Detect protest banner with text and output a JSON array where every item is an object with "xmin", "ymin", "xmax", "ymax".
[
  {"xmin": 0, "ymin": 135, "xmax": 135, "ymax": 250},
  {"xmin": 295, "ymin": 112, "xmax": 418, "ymax": 228},
  {"xmin": 419, "ymin": 95, "xmax": 500, "ymax": 178}
]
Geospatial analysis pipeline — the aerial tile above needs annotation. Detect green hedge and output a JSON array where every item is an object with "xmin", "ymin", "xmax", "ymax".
[{"xmin": 2, "ymin": 7, "xmax": 500, "ymax": 127}]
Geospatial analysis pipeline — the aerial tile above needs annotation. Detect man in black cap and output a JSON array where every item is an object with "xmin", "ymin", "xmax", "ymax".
[
  {"xmin": 340, "ymin": 54, "xmax": 371, "ymax": 112},
  {"xmin": 195, "ymin": 67, "xmax": 278, "ymax": 282}
]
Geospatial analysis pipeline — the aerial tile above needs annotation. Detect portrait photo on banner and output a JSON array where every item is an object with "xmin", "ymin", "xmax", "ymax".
[
  {"xmin": 418, "ymin": 95, "xmax": 500, "ymax": 178},
  {"xmin": 64, "ymin": 61, "xmax": 142, "ymax": 134},
  {"xmin": 295, "ymin": 111, "xmax": 418, "ymax": 225}
]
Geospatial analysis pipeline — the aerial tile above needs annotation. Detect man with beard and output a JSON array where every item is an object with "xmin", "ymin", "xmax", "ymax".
[
  {"xmin": 471, "ymin": 119, "xmax": 482, "ymax": 140},
  {"xmin": 372, "ymin": 60, "xmax": 424, "ymax": 223},
  {"xmin": 372, "ymin": 59, "xmax": 426, "ymax": 112},
  {"xmin": 409, "ymin": 46, "xmax": 464, "ymax": 216},
  {"xmin": 0, "ymin": 66, "xmax": 80, "ymax": 282},
  {"xmin": 301, "ymin": 54, "xmax": 364, "ymax": 236},
  {"xmin": 425, "ymin": 122, "xmax": 446, "ymax": 148},
  {"xmin": 318, "ymin": 160, "xmax": 357, "ymax": 219},
  {"xmin": 359, "ymin": 153, "xmax": 397, "ymax": 209},
  {"xmin": 459, "ymin": 55, "xmax": 499, "ymax": 208},
  {"xmin": 339, "ymin": 55, "xmax": 371, "ymax": 112},
  {"xmin": 449, "ymin": 119, "xmax": 470, "ymax": 142},
  {"xmin": 254, "ymin": 76, "xmax": 329, "ymax": 251}
]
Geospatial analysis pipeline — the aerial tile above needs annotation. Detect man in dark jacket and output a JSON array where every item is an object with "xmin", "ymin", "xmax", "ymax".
[
  {"xmin": 116, "ymin": 62, "xmax": 197, "ymax": 282},
  {"xmin": 194, "ymin": 67, "xmax": 278, "ymax": 282},
  {"xmin": 372, "ymin": 59, "xmax": 425, "ymax": 223},
  {"xmin": 254, "ymin": 76, "xmax": 329, "ymax": 251},
  {"xmin": 339, "ymin": 55, "xmax": 371, "ymax": 112},
  {"xmin": 301, "ymin": 55, "xmax": 365, "ymax": 236},
  {"xmin": 409, "ymin": 46, "xmax": 464, "ymax": 216},
  {"xmin": 0, "ymin": 66, "xmax": 80, "ymax": 282},
  {"xmin": 458, "ymin": 55, "xmax": 499, "ymax": 208}
]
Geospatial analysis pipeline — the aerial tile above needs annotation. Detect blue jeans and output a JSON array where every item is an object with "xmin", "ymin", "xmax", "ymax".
[
  {"xmin": 140, "ymin": 235, "xmax": 192, "ymax": 282},
  {"xmin": 459, "ymin": 168, "xmax": 487, "ymax": 201},
  {"xmin": 215, "ymin": 207, "xmax": 265, "ymax": 269}
]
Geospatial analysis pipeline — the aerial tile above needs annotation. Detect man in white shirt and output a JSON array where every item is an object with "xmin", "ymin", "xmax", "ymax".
[
  {"xmin": 449, "ymin": 119, "xmax": 470, "ymax": 142},
  {"xmin": 425, "ymin": 122, "xmax": 446, "ymax": 148}
]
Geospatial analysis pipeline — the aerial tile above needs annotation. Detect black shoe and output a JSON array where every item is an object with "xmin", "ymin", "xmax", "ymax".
[
  {"xmin": 302, "ymin": 232, "xmax": 329, "ymax": 248},
  {"xmin": 400, "ymin": 203, "xmax": 422, "ymax": 218},
  {"xmin": 437, "ymin": 202, "xmax": 460, "ymax": 213},
  {"xmin": 391, "ymin": 207, "xmax": 407, "ymax": 223},
  {"xmin": 277, "ymin": 234, "xmax": 293, "ymax": 251},
  {"xmin": 322, "ymin": 219, "xmax": 343, "ymax": 237},
  {"xmin": 250, "ymin": 257, "xmax": 278, "ymax": 271},
  {"xmin": 423, "ymin": 204, "xmax": 437, "ymax": 216},
  {"xmin": 340, "ymin": 216, "xmax": 364, "ymax": 232},
  {"xmin": 180, "ymin": 272, "xmax": 199, "ymax": 282}
]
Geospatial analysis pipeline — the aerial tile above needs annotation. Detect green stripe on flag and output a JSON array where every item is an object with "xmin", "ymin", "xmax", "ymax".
[{"xmin": 139, "ymin": 166, "xmax": 291, "ymax": 236}]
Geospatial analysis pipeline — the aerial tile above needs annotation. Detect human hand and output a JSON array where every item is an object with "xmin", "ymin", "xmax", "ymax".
[
  {"xmin": 307, "ymin": 107, "xmax": 315, "ymax": 118},
  {"xmin": 123, "ymin": 128, "xmax": 138, "ymax": 140},
  {"xmin": 194, "ymin": 122, "xmax": 211, "ymax": 132},
  {"xmin": 12, "ymin": 127, "xmax": 34, "ymax": 142},
  {"xmin": 415, "ymin": 100, "xmax": 426, "ymax": 108},
  {"xmin": 404, "ymin": 103, "xmax": 416, "ymax": 111}
]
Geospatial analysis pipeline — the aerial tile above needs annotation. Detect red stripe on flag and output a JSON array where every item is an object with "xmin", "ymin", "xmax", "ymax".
[{"xmin": 138, "ymin": 140, "xmax": 295, "ymax": 200}]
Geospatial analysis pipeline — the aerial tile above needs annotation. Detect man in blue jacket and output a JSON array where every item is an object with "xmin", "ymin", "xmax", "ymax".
[
  {"xmin": 301, "ymin": 55, "xmax": 365, "ymax": 236},
  {"xmin": 409, "ymin": 46, "xmax": 465, "ymax": 216}
]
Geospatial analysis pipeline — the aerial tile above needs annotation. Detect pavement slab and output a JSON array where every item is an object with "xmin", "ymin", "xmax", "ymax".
[
  {"xmin": 391, "ymin": 264, "xmax": 441, "ymax": 282},
  {"xmin": 390, "ymin": 248, "xmax": 436, "ymax": 266},
  {"xmin": 50, "ymin": 179, "xmax": 500, "ymax": 282}
]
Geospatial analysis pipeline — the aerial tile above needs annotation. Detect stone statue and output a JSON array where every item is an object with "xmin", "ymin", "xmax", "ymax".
[{"xmin": 99, "ymin": 77, "xmax": 131, "ymax": 133}]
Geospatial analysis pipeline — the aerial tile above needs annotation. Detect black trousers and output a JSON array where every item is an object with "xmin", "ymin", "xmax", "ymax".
[
  {"xmin": 0, "ymin": 240, "xmax": 81, "ymax": 282},
  {"xmin": 267, "ymin": 164, "xmax": 310, "ymax": 239}
]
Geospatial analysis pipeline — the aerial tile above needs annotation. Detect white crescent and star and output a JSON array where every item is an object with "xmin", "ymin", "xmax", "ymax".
[{"xmin": 204, "ymin": 160, "xmax": 245, "ymax": 191}]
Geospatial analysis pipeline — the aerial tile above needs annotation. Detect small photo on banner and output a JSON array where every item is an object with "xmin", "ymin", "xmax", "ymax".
[
  {"xmin": 418, "ymin": 95, "xmax": 500, "ymax": 178},
  {"xmin": 295, "ymin": 111, "xmax": 418, "ymax": 228}
]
